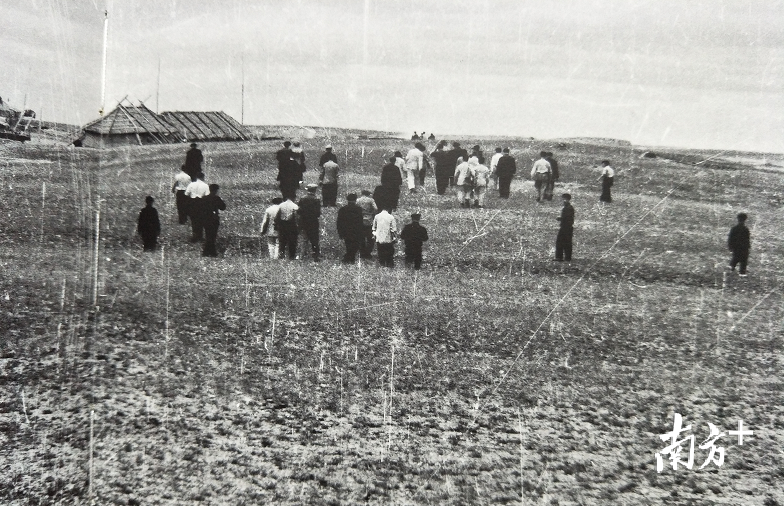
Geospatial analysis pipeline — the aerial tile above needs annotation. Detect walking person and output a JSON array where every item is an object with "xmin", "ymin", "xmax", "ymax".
[
  {"xmin": 470, "ymin": 145, "xmax": 485, "ymax": 165},
  {"xmin": 275, "ymin": 196, "xmax": 299, "ymax": 260},
  {"xmin": 336, "ymin": 193, "xmax": 365, "ymax": 263},
  {"xmin": 297, "ymin": 184, "xmax": 322, "ymax": 261},
  {"xmin": 530, "ymin": 151, "xmax": 552, "ymax": 202},
  {"xmin": 431, "ymin": 141, "xmax": 452, "ymax": 195},
  {"xmin": 356, "ymin": 190, "xmax": 378, "ymax": 258},
  {"xmin": 380, "ymin": 156, "xmax": 403, "ymax": 211},
  {"xmin": 471, "ymin": 158, "xmax": 491, "ymax": 208},
  {"xmin": 319, "ymin": 159, "xmax": 340, "ymax": 207},
  {"xmin": 171, "ymin": 165, "xmax": 192, "ymax": 224},
  {"xmin": 400, "ymin": 212, "xmax": 429, "ymax": 270},
  {"xmin": 276, "ymin": 141, "xmax": 292, "ymax": 178},
  {"xmin": 555, "ymin": 193, "xmax": 575, "ymax": 262},
  {"xmin": 260, "ymin": 197, "xmax": 283, "ymax": 259},
  {"xmin": 278, "ymin": 155, "xmax": 301, "ymax": 201},
  {"xmin": 727, "ymin": 213, "xmax": 751, "ymax": 276},
  {"xmin": 202, "ymin": 184, "xmax": 226, "ymax": 257},
  {"xmin": 454, "ymin": 156, "xmax": 473, "ymax": 208},
  {"xmin": 184, "ymin": 143, "xmax": 204, "ymax": 177},
  {"xmin": 599, "ymin": 160, "xmax": 615, "ymax": 203},
  {"xmin": 544, "ymin": 152, "xmax": 560, "ymax": 201},
  {"xmin": 137, "ymin": 196, "xmax": 161, "ymax": 252},
  {"xmin": 373, "ymin": 206, "xmax": 398, "ymax": 268},
  {"xmin": 185, "ymin": 172, "xmax": 210, "ymax": 242},
  {"xmin": 419, "ymin": 149, "xmax": 431, "ymax": 188},
  {"xmin": 405, "ymin": 142, "xmax": 425, "ymax": 194},
  {"xmin": 489, "ymin": 147, "xmax": 503, "ymax": 190},
  {"xmin": 450, "ymin": 142, "xmax": 469, "ymax": 186},
  {"xmin": 496, "ymin": 148, "xmax": 517, "ymax": 198},
  {"xmin": 319, "ymin": 144, "xmax": 338, "ymax": 166}
]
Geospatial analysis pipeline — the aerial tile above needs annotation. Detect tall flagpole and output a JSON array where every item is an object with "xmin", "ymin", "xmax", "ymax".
[
  {"xmin": 94, "ymin": 8, "xmax": 109, "ymax": 307},
  {"xmin": 99, "ymin": 9, "xmax": 109, "ymax": 117},
  {"xmin": 241, "ymin": 54, "xmax": 245, "ymax": 125}
]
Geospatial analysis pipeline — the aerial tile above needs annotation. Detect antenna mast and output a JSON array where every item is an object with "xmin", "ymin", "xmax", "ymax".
[
  {"xmin": 241, "ymin": 54, "xmax": 245, "ymax": 125},
  {"xmin": 100, "ymin": 9, "xmax": 109, "ymax": 116}
]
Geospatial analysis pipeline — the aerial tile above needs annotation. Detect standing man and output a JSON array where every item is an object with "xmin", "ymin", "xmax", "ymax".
[
  {"xmin": 319, "ymin": 159, "xmax": 340, "ymax": 207},
  {"xmin": 727, "ymin": 213, "xmax": 751, "ymax": 276},
  {"xmin": 260, "ymin": 197, "xmax": 283, "ymax": 259},
  {"xmin": 489, "ymin": 147, "xmax": 503, "ymax": 190},
  {"xmin": 380, "ymin": 156, "xmax": 403, "ymax": 211},
  {"xmin": 291, "ymin": 141, "xmax": 307, "ymax": 185},
  {"xmin": 202, "ymin": 184, "xmax": 226, "ymax": 257},
  {"xmin": 185, "ymin": 172, "xmax": 210, "ymax": 242},
  {"xmin": 451, "ymin": 142, "xmax": 469, "ymax": 186},
  {"xmin": 297, "ymin": 184, "xmax": 322, "ymax": 261},
  {"xmin": 471, "ymin": 158, "xmax": 491, "ymax": 208},
  {"xmin": 599, "ymin": 160, "xmax": 615, "ymax": 203},
  {"xmin": 184, "ymin": 143, "xmax": 204, "ymax": 177},
  {"xmin": 278, "ymin": 156, "xmax": 300, "ymax": 201},
  {"xmin": 555, "ymin": 193, "xmax": 575, "ymax": 262},
  {"xmin": 276, "ymin": 141, "xmax": 292, "ymax": 179},
  {"xmin": 336, "ymin": 193, "xmax": 365, "ymax": 263},
  {"xmin": 419, "ymin": 149, "xmax": 431, "ymax": 188},
  {"xmin": 431, "ymin": 141, "xmax": 452, "ymax": 195},
  {"xmin": 454, "ymin": 157, "xmax": 473, "ymax": 208},
  {"xmin": 356, "ymin": 190, "xmax": 378, "ymax": 258},
  {"xmin": 275, "ymin": 196, "xmax": 299, "ymax": 260},
  {"xmin": 496, "ymin": 148, "xmax": 517, "ymax": 198},
  {"xmin": 394, "ymin": 151, "xmax": 406, "ymax": 181},
  {"xmin": 544, "ymin": 152, "xmax": 560, "ymax": 201},
  {"xmin": 171, "ymin": 165, "xmax": 192, "ymax": 224},
  {"xmin": 530, "ymin": 151, "xmax": 552, "ymax": 202},
  {"xmin": 319, "ymin": 144, "xmax": 338, "ymax": 166},
  {"xmin": 373, "ymin": 206, "xmax": 398, "ymax": 268},
  {"xmin": 405, "ymin": 142, "xmax": 425, "ymax": 194},
  {"xmin": 137, "ymin": 196, "xmax": 161, "ymax": 252},
  {"xmin": 400, "ymin": 212, "xmax": 429, "ymax": 270}
]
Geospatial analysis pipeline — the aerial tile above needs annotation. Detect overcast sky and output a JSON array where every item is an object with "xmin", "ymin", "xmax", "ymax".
[{"xmin": 3, "ymin": 0, "xmax": 783, "ymax": 152}]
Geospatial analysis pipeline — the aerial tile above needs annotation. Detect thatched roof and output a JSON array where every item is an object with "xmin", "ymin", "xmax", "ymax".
[
  {"xmin": 161, "ymin": 111, "xmax": 251, "ymax": 141},
  {"xmin": 83, "ymin": 103, "xmax": 181, "ymax": 137}
]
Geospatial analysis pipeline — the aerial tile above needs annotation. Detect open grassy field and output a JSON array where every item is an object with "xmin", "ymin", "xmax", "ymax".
[{"xmin": 1, "ymin": 135, "xmax": 782, "ymax": 505}]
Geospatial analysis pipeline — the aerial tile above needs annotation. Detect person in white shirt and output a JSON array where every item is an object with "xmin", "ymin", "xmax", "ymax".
[
  {"xmin": 184, "ymin": 172, "xmax": 210, "ymax": 241},
  {"xmin": 275, "ymin": 197, "xmax": 300, "ymax": 259},
  {"xmin": 394, "ymin": 151, "xmax": 406, "ymax": 181},
  {"xmin": 355, "ymin": 190, "xmax": 378, "ymax": 258},
  {"xmin": 530, "ymin": 152, "xmax": 552, "ymax": 202},
  {"xmin": 471, "ymin": 159, "xmax": 491, "ymax": 208},
  {"xmin": 171, "ymin": 165, "xmax": 192, "ymax": 224},
  {"xmin": 453, "ymin": 156, "xmax": 473, "ymax": 208},
  {"xmin": 489, "ymin": 147, "xmax": 503, "ymax": 190},
  {"xmin": 372, "ymin": 207, "xmax": 398, "ymax": 268},
  {"xmin": 599, "ymin": 160, "xmax": 615, "ymax": 203},
  {"xmin": 260, "ymin": 197, "xmax": 283, "ymax": 259},
  {"xmin": 405, "ymin": 143, "xmax": 425, "ymax": 194}
]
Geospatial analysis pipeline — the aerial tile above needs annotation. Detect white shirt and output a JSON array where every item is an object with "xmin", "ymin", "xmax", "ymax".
[
  {"xmin": 473, "ymin": 164, "xmax": 491, "ymax": 187},
  {"xmin": 602, "ymin": 165, "xmax": 615, "ymax": 178},
  {"xmin": 530, "ymin": 158, "xmax": 552, "ymax": 178},
  {"xmin": 185, "ymin": 179, "xmax": 210, "ymax": 198},
  {"xmin": 405, "ymin": 148, "xmax": 423, "ymax": 171},
  {"xmin": 490, "ymin": 152, "xmax": 503, "ymax": 174},
  {"xmin": 372, "ymin": 210, "xmax": 398, "ymax": 244},
  {"xmin": 260, "ymin": 204, "xmax": 280, "ymax": 237},
  {"xmin": 277, "ymin": 199, "xmax": 299, "ymax": 221},
  {"xmin": 174, "ymin": 171, "xmax": 192, "ymax": 191}
]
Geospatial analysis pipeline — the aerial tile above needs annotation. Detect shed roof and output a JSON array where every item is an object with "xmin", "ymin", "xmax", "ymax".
[
  {"xmin": 83, "ymin": 103, "xmax": 181, "ymax": 137},
  {"xmin": 161, "ymin": 111, "xmax": 251, "ymax": 141}
]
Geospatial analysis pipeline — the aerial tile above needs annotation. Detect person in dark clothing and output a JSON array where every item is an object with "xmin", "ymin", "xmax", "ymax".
[
  {"xmin": 380, "ymin": 156, "xmax": 403, "ymax": 210},
  {"xmin": 419, "ymin": 152, "xmax": 430, "ymax": 187},
  {"xmin": 137, "ymin": 196, "xmax": 161, "ymax": 251},
  {"xmin": 599, "ymin": 160, "xmax": 614, "ymax": 203},
  {"xmin": 336, "ymin": 193, "xmax": 365, "ymax": 263},
  {"xmin": 276, "ymin": 141, "xmax": 292, "ymax": 175},
  {"xmin": 297, "ymin": 184, "xmax": 321, "ymax": 261},
  {"xmin": 278, "ymin": 157, "xmax": 301, "ymax": 201},
  {"xmin": 555, "ymin": 193, "xmax": 575, "ymax": 262},
  {"xmin": 400, "ymin": 213, "xmax": 429, "ymax": 270},
  {"xmin": 171, "ymin": 165, "xmax": 192, "ymax": 224},
  {"xmin": 184, "ymin": 143, "xmax": 204, "ymax": 177},
  {"xmin": 544, "ymin": 152, "xmax": 560, "ymax": 201},
  {"xmin": 727, "ymin": 213, "xmax": 751, "ymax": 275},
  {"xmin": 319, "ymin": 144, "xmax": 338, "ymax": 166},
  {"xmin": 470, "ymin": 145, "xmax": 485, "ymax": 165},
  {"xmin": 202, "ymin": 184, "xmax": 227, "ymax": 257},
  {"xmin": 431, "ymin": 142, "xmax": 452, "ymax": 195},
  {"xmin": 184, "ymin": 172, "xmax": 210, "ymax": 242},
  {"xmin": 496, "ymin": 148, "xmax": 517, "ymax": 198}
]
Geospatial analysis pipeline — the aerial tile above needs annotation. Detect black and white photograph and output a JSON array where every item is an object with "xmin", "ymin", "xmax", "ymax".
[{"xmin": 1, "ymin": 1, "xmax": 782, "ymax": 504}]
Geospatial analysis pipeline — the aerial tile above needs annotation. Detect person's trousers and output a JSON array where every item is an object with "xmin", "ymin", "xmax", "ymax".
[
  {"xmin": 600, "ymin": 180, "xmax": 612, "ymax": 202},
  {"xmin": 202, "ymin": 217, "xmax": 219, "ymax": 257},
  {"xmin": 436, "ymin": 177, "xmax": 450, "ymax": 195},
  {"xmin": 361, "ymin": 224, "xmax": 375, "ymax": 258},
  {"xmin": 278, "ymin": 224, "xmax": 298, "ymax": 259},
  {"xmin": 141, "ymin": 233, "xmax": 158, "ymax": 251},
  {"xmin": 190, "ymin": 200, "xmax": 205, "ymax": 240},
  {"xmin": 266, "ymin": 237, "xmax": 279, "ymax": 259},
  {"xmin": 377, "ymin": 243, "xmax": 395, "ymax": 267},
  {"xmin": 419, "ymin": 167, "xmax": 426, "ymax": 186},
  {"xmin": 322, "ymin": 183, "xmax": 337, "ymax": 206},
  {"xmin": 555, "ymin": 227, "xmax": 573, "ymax": 261},
  {"xmin": 457, "ymin": 184, "xmax": 472, "ymax": 205},
  {"xmin": 343, "ymin": 239, "xmax": 361, "ymax": 263},
  {"xmin": 175, "ymin": 190, "xmax": 188, "ymax": 224},
  {"xmin": 300, "ymin": 225, "xmax": 320, "ymax": 260},
  {"xmin": 544, "ymin": 178, "xmax": 555, "ymax": 201},
  {"xmin": 474, "ymin": 186, "xmax": 487, "ymax": 207},
  {"xmin": 730, "ymin": 249, "xmax": 749, "ymax": 274},
  {"xmin": 406, "ymin": 169, "xmax": 419, "ymax": 190},
  {"xmin": 534, "ymin": 177, "xmax": 548, "ymax": 201},
  {"xmin": 405, "ymin": 247, "xmax": 423, "ymax": 270},
  {"xmin": 498, "ymin": 177, "xmax": 512, "ymax": 198}
]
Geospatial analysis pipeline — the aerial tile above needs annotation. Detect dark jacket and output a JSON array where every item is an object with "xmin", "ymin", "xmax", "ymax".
[
  {"xmin": 319, "ymin": 152, "xmax": 338, "ymax": 166},
  {"xmin": 558, "ymin": 203, "xmax": 575, "ymax": 229},
  {"xmin": 546, "ymin": 157, "xmax": 560, "ymax": 180},
  {"xmin": 336, "ymin": 203, "xmax": 364, "ymax": 241},
  {"xmin": 381, "ymin": 162, "xmax": 403, "ymax": 187},
  {"xmin": 431, "ymin": 149, "xmax": 452, "ymax": 178},
  {"xmin": 203, "ymin": 194, "xmax": 226, "ymax": 222},
  {"xmin": 728, "ymin": 224, "xmax": 750, "ymax": 251},
  {"xmin": 184, "ymin": 148, "xmax": 203, "ymax": 176},
  {"xmin": 400, "ymin": 222, "xmax": 428, "ymax": 252},
  {"xmin": 137, "ymin": 206, "xmax": 161, "ymax": 237},
  {"xmin": 297, "ymin": 194, "xmax": 321, "ymax": 227},
  {"xmin": 496, "ymin": 154, "xmax": 517, "ymax": 179},
  {"xmin": 452, "ymin": 148, "xmax": 469, "ymax": 166}
]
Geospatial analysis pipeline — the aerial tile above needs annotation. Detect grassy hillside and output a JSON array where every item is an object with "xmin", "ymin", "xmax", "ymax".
[{"xmin": 0, "ymin": 137, "xmax": 782, "ymax": 505}]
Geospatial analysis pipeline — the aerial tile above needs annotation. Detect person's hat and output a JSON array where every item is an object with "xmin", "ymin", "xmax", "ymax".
[
  {"xmin": 503, "ymin": 147, "xmax": 510, "ymax": 153},
  {"xmin": 472, "ymin": 145, "xmax": 480, "ymax": 150},
  {"xmin": 562, "ymin": 193, "xmax": 572, "ymax": 200},
  {"xmin": 737, "ymin": 212, "xmax": 748, "ymax": 221},
  {"xmin": 283, "ymin": 141, "xmax": 291, "ymax": 147},
  {"xmin": 325, "ymin": 144, "xmax": 333, "ymax": 150},
  {"xmin": 346, "ymin": 193, "xmax": 357, "ymax": 201},
  {"xmin": 452, "ymin": 141, "xmax": 461, "ymax": 147},
  {"xmin": 145, "ymin": 195, "xmax": 154, "ymax": 203},
  {"xmin": 306, "ymin": 184, "xmax": 319, "ymax": 192},
  {"xmin": 411, "ymin": 212, "xmax": 421, "ymax": 220}
]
